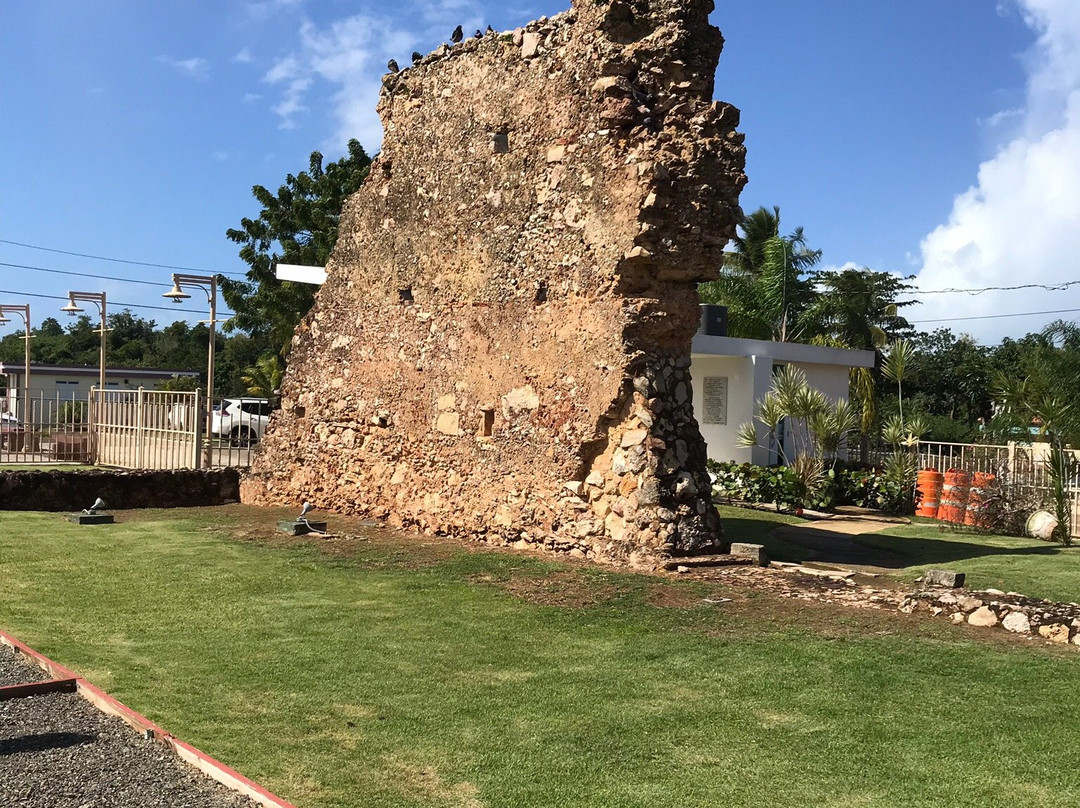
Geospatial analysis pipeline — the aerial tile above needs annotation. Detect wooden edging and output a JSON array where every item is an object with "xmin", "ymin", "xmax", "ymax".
[
  {"xmin": 0, "ymin": 677, "xmax": 78, "ymax": 700},
  {"xmin": 0, "ymin": 629, "xmax": 296, "ymax": 808}
]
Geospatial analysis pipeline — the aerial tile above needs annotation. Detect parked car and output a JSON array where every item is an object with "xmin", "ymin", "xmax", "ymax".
[
  {"xmin": 0, "ymin": 412, "xmax": 20, "ymax": 430},
  {"xmin": 211, "ymin": 398, "xmax": 272, "ymax": 446}
]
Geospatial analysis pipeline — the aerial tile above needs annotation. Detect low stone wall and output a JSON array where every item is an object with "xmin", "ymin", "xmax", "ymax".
[
  {"xmin": 0, "ymin": 469, "xmax": 240, "ymax": 512},
  {"xmin": 901, "ymin": 587, "xmax": 1080, "ymax": 645}
]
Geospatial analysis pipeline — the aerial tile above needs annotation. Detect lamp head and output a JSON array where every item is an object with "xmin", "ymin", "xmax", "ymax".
[
  {"xmin": 0, "ymin": 314, "xmax": 9, "ymax": 326},
  {"xmin": 61, "ymin": 297, "xmax": 83, "ymax": 315},
  {"xmin": 162, "ymin": 280, "xmax": 191, "ymax": 302}
]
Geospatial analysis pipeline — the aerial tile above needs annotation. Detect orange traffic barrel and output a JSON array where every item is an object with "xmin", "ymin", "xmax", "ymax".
[
  {"xmin": 964, "ymin": 471, "xmax": 996, "ymax": 528},
  {"xmin": 939, "ymin": 469, "xmax": 971, "ymax": 524},
  {"xmin": 915, "ymin": 469, "xmax": 943, "ymax": 518}
]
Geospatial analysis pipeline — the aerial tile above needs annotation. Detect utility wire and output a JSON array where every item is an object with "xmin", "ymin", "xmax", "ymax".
[
  {"xmin": 914, "ymin": 280, "xmax": 1080, "ymax": 295},
  {"xmin": 0, "ymin": 238, "xmax": 248, "ymax": 277},
  {"xmin": 0, "ymin": 288, "xmax": 232, "ymax": 319},
  {"xmin": 911, "ymin": 307, "xmax": 1080, "ymax": 324},
  {"xmin": 0, "ymin": 260, "xmax": 166, "ymax": 288}
]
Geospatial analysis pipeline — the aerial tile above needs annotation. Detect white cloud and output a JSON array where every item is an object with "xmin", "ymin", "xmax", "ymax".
[
  {"xmin": 157, "ymin": 55, "xmax": 210, "ymax": 80},
  {"xmin": 915, "ymin": 0, "xmax": 1080, "ymax": 341},
  {"xmin": 260, "ymin": 1, "xmax": 485, "ymax": 149},
  {"xmin": 233, "ymin": 47, "xmax": 254, "ymax": 64}
]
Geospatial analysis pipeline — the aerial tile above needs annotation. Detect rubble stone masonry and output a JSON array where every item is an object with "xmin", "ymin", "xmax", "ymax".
[{"xmin": 240, "ymin": 0, "xmax": 748, "ymax": 567}]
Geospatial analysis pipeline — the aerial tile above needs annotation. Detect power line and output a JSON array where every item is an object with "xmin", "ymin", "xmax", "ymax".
[
  {"xmin": 914, "ymin": 280, "xmax": 1080, "ymax": 295},
  {"xmin": 0, "ymin": 288, "xmax": 232, "ymax": 319},
  {"xmin": 0, "ymin": 260, "xmax": 165, "ymax": 288},
  {"xmin": 0, "ymin": 238, "xmax": 248, "ymax": 277},
  {"xmin": 911, "ymin": 307, "xmax": 1080, "ymax": 324}
]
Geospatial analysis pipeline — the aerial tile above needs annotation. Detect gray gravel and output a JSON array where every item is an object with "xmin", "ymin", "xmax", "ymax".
[
  {"xmin": 0, "ymin": 644, "xmax": 262, "ymax": 808},
  {"xmin": 0, "ymin": 644, "xmax": 47, "ymax": 687}
]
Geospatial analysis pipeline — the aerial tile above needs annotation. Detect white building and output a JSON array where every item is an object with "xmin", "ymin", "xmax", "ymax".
[{"xmin": 690, "ymin": 306, "xmax": 876, "ymax": 466}]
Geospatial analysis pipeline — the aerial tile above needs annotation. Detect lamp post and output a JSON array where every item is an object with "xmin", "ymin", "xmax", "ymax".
[
  {"xmin": 61, "ymin": 291, "xmax": 107, "ymax": 395},
  {"xmin": 0, "ymin": 305, "xmax": 30, "ymax": 422},
  {"xmin": 163, "ymin": 274, "xmax": 218, "ymax": 465}
]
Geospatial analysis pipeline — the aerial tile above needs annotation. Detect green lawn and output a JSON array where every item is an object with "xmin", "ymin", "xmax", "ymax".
[{"xmin": 1, "ymin": 506, "xmax": 1079, "ymax": 807}]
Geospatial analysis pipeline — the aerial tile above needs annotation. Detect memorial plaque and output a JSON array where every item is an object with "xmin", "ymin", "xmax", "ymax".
[{"xmin": 703, "ymin": 377, "xmax": 728, "ymax": 425}]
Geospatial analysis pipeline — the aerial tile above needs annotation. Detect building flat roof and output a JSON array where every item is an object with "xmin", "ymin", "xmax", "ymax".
[
  {"xmin": 692, "ymin": 335, "xmax": 876, "ymax": 369},
  {"xmin": 1, "ymin": 363, "xmax": 199, "ymax": 378}
]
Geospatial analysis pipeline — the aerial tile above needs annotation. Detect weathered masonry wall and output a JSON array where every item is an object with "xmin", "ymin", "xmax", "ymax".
[{"xmin": 242, "ymin": 0, "xmax": 747, "ymax": 567}]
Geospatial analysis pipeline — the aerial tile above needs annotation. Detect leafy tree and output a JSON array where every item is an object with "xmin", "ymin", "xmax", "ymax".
[
  {"xmin": 699, "ymin": 206, "xmax": 820, "ymax": 341},
  {"xmin": 222, "ymin": 139, "xmax": 372, "ymax": 357},
  {"xmin": 906, "ymin": 328, "xmax": 993, "ymax": 437}
]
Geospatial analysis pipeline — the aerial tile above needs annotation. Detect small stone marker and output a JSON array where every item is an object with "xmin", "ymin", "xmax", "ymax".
[
  {"xmin": 278, "ymin": 520, "xmax": 328, "ymax": 536},
  {"xmin": 923, "ymin": 569, "xmax": 966, "ymax": 589},
  {"xmin": 67, "ymin": 513, "xmax": 114, "ymax": 525},
  {"xmin": 730, "ymin": 542, "xmax": 768, "ymax": 567}
]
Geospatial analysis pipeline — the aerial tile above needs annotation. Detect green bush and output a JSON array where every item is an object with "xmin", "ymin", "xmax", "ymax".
[
  {"xmin": 708, "ymin": 460, "xmax": 806, "ymax": 511},
  {"xmin": 836, "ymin": 467, "xmax": 913, "ymax": 514}
]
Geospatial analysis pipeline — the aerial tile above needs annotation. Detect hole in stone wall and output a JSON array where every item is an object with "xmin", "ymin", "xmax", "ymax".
[
  {"xmin": 478, "ymin": 409, "xmax": 495, "ymax": 437},
  {"xmin": 492, "ymin": 132, "xmax": 509, "ymax": 154},
  {"xmin": 535, "ymin": 281, "xmax": 548, "ymax": 304},
  {"xmin": 398, "ymin": 288, "xmax": 414, "ymax": 303}
]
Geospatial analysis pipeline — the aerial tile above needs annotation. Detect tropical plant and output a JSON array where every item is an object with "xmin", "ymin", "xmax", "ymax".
[
  {"xmin": 240, "ymin": 353, "xmax": 284, "ymax": 399},
  {"xmin": 736, "ymin": 365, "xmax": 858, "ymax": 501},
  {"xmin": 699, "ymin": 206, "xmax": 821, "ymax": 341}
]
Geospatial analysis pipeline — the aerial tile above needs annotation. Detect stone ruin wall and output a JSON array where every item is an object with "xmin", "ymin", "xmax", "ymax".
[{"xmin": 240, "ymin": 0, "xmax": 747, "ymax": 567}]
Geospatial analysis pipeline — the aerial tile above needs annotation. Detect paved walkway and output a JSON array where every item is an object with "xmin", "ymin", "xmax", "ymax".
[{"xmin": 771, "ymin": 515, "xmax": 911, "ymax": 573}]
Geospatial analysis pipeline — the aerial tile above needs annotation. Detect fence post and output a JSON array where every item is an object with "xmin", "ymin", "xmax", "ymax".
[
  {"xmin": 192, "ymin": 388, "xmax": 203, "ymax": 470},
  {"xmin": 135, "ymin": 387, "xmax": 145, "ymax": 469},
  {"xmin": 89, "ymin": 388, "xmax": 98, "ymax": 466}
]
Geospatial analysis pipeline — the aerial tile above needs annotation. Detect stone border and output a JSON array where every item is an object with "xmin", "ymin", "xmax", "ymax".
[
  {"xmin": 902, "ymin": 587, "xmax": 1080, "ymax": 645},
  {"xmin": 0, "ymin": 468, "xmax": 240, "ymax": 511}
]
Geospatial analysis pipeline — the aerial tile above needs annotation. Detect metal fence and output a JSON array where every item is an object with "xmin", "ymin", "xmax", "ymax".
[{"xmin": 0, "ymin": 387, "xmax": 259, "ymax": 470}]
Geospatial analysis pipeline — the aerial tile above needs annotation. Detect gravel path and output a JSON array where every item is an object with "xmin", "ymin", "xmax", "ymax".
[
  {"xmin": 0, "ymin": 646, "xmax": 262, "ymax": 808},
  {"xmin": 0, "ymin": 643, "xmax": 47, "ymax": 687}
]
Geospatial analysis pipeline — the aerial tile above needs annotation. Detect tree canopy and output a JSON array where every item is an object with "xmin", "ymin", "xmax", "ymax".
[{"xmin": 220, "ymin": 138, "xmax": 372, "ymax": 357}]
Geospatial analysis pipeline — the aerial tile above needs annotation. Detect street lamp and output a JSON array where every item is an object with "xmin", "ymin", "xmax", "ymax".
[
  {"xmin": 0, "ymin": 304, "xmax": 31, "ymax": 423},
  {"xmin": 163, "ymin": 273, "xmax": 218, "ymax": 465},
  {"xmin": 62, "ymin": 291, "xmax": 107, "ymax": 396}
]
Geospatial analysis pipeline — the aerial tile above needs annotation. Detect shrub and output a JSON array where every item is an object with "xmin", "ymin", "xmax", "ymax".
[{"xmin": 708, "ymin": 460, "xmax": 805, "ymax": 511}]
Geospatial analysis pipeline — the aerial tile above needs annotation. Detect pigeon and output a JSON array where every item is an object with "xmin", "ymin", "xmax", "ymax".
[
  {"xmin": 474, "ymin": 29, "xmax": 483, "ymax": 39},
  {"xmin": 299, "ymin": 501, "xmax": 314, "ymax": 519},
  {"xmin": 412, "ymin": 51, "xmax": 423, "ymax": 64},
  {"xmin": 486, "ymin": 25, "xmax": 494, "ymax": 34},
  {"xmin": 451, "ymin": 25, "xmax": 463, "ymax": 43},
  {"xmin": 387, "ymin": 58, "xmax": 399, "ymax": 73},
  {"xmin": 84, "ymin": 497, "xmax": 106, "ymax": 514}
]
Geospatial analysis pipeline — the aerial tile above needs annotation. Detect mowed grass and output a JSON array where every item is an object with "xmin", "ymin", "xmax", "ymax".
[
  {"xmin": 1, "ymin": 506, "xmax": 1079, "ymax": 807},
  {"xmin": 860, "ymin": 522, "xmax": 1080, "ymax": 602}
]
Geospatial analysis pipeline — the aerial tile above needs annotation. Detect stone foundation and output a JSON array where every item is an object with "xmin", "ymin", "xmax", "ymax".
[
  {"xmin": 242, "ymin": 0, "xmax": 747, "ymax": 566},
  {"xmin": 0, "ymin": 469, "xmax": 240, "ymax": 511}
]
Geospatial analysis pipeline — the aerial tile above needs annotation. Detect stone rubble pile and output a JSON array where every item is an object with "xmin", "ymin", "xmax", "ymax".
[{"xmin": 697, "ymin": 564, "xmax": 1080, "ymax": 648}]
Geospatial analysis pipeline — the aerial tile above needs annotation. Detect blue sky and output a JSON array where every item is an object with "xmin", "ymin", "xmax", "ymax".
[{"xmin": 2, "ymin": 0, "xmax": 1077, "ymax": 344}]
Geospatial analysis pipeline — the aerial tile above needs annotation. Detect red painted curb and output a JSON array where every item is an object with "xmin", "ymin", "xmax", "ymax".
[{"xmin": 0, "ymin": 629, "xmax": 297, "ymax": 808}]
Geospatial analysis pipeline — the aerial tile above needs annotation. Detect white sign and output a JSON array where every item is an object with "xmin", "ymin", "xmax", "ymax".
[
  {"xmin": 275, "ymin": 264, "xmax": 327, "ymax": 285},
  {"xmin": 703, "ymin": 376, "xmax": 728, "ymax": 425}
]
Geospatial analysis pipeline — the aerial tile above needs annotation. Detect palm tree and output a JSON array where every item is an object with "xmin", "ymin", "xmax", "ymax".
[
  {"xmin": 241, "ymin": 353, "xmax": 284, "ymax": 399},
  {"xmin": 801, "ymin": 268, "xmax": 916, "ymax": 460},
  {"xmin": 699, "ymin": 206, "xmax": 821, "ymax": 341}
]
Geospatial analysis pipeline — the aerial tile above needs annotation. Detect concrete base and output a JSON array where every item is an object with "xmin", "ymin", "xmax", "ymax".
[
  {"xmin": 67, "ymin": 513, "xmax": 115, "ymax": 525},
  {"xmin": 277, "ymin": 520, "xmax": 327, "ymax": 536}
]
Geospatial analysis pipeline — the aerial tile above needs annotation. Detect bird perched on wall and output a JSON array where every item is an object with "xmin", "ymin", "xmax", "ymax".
[
  {"xmin": 299, "ymin": 501, "xmax": 314, "ymax": 519},
  {"xmin": 474, "ymin": 29, "xmax": 483, "ymax": 38},
  {"xmin": 486, "ymin": 25, "xmax": 494, "ymax": 34},
  {"xmin": 412, "ymin": 51, "xmax": 422, "ymax": 64},
  {"xmin": 387, "ymin": 59, "xmax": 399, "ymax": 73},
  {"xmin": 83, "ymin": 497, "xmax": 106, "ymax": 515},
  {"xmin": 451, "ymin": 25, "xmax": 463, "ymax": 43}
]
